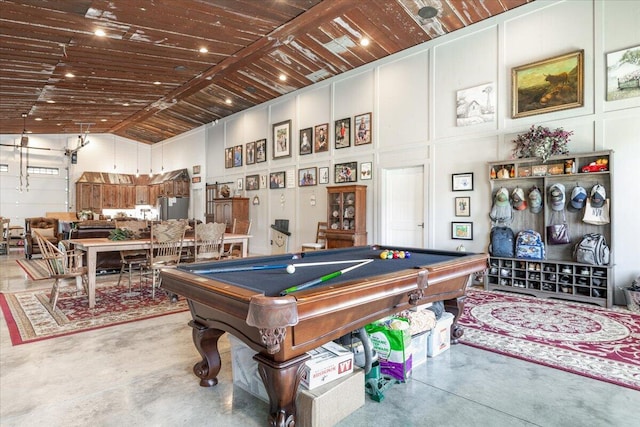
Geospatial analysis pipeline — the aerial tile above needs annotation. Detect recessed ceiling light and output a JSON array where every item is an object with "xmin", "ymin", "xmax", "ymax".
[
  {"xmin": 153, "ymin": 81, "xmax": 161, "ymax": 85},
  {"xmin": 418, "ymin": 6, "xmax": 439, "ymax": 19},
  {"xmin": 35, "ymin": 117, "xmax": 42, "ymax": 121},
  {"xmin": 360, "ymin": 37, "xmax": 370, "ymax": 47},
  {"xmin": 95, "ymin": 29, "xmax": 106, "ymax": 37},
  {"xmin": 100, "ymin": 119, "xmax": 107, "ymax": 122},
  {"xmin": 123, "ymin": 102, "xmax": 130, "ymax": 106},
  {"xmin": 225, "ymin": 98, "xmax": 232, "ymax": 105},
  {"xmin": 199, "ymin": 47, "xmax": 208, "ymax": 53},
  {"xmin": 46, "ymin": 100, "xmax": 56, "ymax": 104},
  {"xmin": 65, "ymin": 72, "xmax": 75, "ymax": 78},
  {"xmin": 279, "ymin": 74, "xmax": 287, "ymax": 81}
]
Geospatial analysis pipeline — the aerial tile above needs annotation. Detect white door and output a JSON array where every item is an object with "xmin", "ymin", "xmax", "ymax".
[{"xmin": 381, "ymin": 166, "xmax": 425, "ymax": 247}]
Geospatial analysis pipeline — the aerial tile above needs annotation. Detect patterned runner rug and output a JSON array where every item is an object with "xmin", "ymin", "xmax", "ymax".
[
  {"xmin": 15, "ymin": 258, "xmax": 50, "ymax": 281},
  {"xmin": 459, "ymin": 289, "xmax": 640, "ymax": 391},
  {"xmin": 0, "ymin": 276, "xmax": 188, "ymax": 345}
]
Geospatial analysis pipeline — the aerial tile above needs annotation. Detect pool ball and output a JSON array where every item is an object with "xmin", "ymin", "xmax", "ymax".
[{"xmin": 286, "ymin": 265, "xmax": 296, "ymax": 274}]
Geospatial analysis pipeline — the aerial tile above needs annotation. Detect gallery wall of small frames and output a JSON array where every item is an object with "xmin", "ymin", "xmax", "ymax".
[{"xmin": 223, "ymin": 113, "xmax": 374, "ymax": 189}]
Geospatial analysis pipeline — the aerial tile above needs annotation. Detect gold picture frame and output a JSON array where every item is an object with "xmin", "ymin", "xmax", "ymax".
[{"xmin": 512, "ymin": 50, "xmax": 584, "ymax": 118}]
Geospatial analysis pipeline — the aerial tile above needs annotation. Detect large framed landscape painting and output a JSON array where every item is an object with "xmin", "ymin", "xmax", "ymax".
[
  {"xmin": 606, "ymin": 45, "xmax": 640, "ymax": 101},
  {"xmin": 512, "ymin": 50, "xmax": 584, "ymax": 118}
]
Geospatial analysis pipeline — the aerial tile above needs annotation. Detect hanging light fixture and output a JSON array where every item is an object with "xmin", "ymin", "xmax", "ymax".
[{"xmin": 135, "ymin": 142, "xmax": 140, "ymax": 177}]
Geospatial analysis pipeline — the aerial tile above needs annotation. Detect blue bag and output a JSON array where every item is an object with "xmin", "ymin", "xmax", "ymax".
[
  {"xmin": 489, "ymin": 226, "xmax": 514, "ymax": 258},
  {"xmin": 515, "ymin": 230, "xmax": 545, "ymax": 260}
]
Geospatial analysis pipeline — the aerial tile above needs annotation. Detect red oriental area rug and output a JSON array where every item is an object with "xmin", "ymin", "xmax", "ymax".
[
  {"xmin": 458, "ymin": 289, "xmax": 640, "ymax": 391},
  {"xmin": 0, "ymin": 277, "xmax": 188, "ymax": 345}
]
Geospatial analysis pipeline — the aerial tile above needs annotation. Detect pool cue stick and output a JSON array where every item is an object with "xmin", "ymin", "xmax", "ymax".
[
  {"xmin": 191, "ymin": 259, "xmax": 372, "ymax": 274},
  {"xmin": 191, "ymin": 264, "xmax": 291, "ymax": 274},
  {"xmin": 280, "ymin": 259, "xmax": 373, "ymax": 296}
]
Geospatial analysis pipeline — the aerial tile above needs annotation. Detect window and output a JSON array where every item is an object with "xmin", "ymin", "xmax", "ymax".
[
  {"xmin": 0, "ymin": 164, "xmax": 7, "ymax": 172},
  {"xmin": 26, "ymin": 166, "xmax": 59, "ymax": 175}
]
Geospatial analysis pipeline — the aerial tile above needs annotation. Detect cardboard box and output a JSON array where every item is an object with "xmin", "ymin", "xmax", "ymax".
[
  {"xmin": 411, "ymin": 331, "xmax": 429, "ymax": 367},
  {"xmin": 427, "ymin": 311, "xmax": 454, "ymax": 357},
  {"xmin": 296, "ymin": 368, "xmax": 364, "ymax": 427},
  {"xmin": 229, "ymin": 334, "xmax": 269, "ymax": 402},
  {"xmin": 301, "ymin": 341, "xmax": 354, "ymax": 390}
]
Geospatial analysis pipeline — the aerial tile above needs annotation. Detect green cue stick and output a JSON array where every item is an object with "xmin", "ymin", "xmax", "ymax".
[{"xmin": 279, "ymin": 259, "xmax": 373, "ymax": 296}]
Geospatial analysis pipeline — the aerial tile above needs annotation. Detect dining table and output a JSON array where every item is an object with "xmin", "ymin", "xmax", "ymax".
[{"xmin": 68, "ymin": 233, "xmax": 252, "ymax": 308}]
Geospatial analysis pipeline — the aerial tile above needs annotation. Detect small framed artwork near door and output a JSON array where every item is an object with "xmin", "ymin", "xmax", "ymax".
[
  {"xmin": 451, "ymin": 222, "xmax": 473, "ymax": 240},
  {"xmin": 454, "ymin": 197, "xmax": 470, "ymax": 217}
]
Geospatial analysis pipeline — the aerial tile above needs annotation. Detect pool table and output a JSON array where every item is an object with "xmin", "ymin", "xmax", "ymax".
[{"xmin": 161, "ymin": 245, "xmax": 487, "ymax": 427}]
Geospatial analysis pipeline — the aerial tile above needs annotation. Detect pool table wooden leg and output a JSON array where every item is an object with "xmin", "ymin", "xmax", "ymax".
[
  {"xmin": 189, "ymin": 320, "xmax": 224, "ymax": 387},
  {"xmin": 445, "ymin": 294, "xmax": 466, "ymax": 344},
  {"xmin": 254, "ymin": 352, "xmax": 311, "ymax": 427}
]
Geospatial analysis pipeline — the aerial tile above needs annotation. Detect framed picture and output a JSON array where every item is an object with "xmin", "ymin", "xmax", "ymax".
[
  {"xmin": 255, "ymin": 138, "xmax": 267, "ymax": 163},
  {"xmin": 456, "ymin": 83, "xmax": 496, "ymax": 126},
  {"xmin": 606, "ymin": 45, "xmax": 640, "ymax": 101},
  {"xmin": 269, "ymin": 171, "xmax": 286, "ymax": 189},
  {"xmin": 314, "ymin": 123, "xmax": 329, "ymax": 152},
  {"xmin": 354, "ymin": 112, "xmax": 372, "ymax": 145},
  {"xmin": 191, "ymin": 176, "xmax": 201, "ymax": 184},
  {"xmin": 451, "ymin": 222, "xmax": 473, "ymax": 240},
  {"xmin": 319, "ymin": 167, "xmax": 329, "ymax": 184},
  {"xmin": 260, "ymin": 174, "xmax": 267, "ymax": 189},
  {"xmin": 298, "ymin": 167, "xmax": 317, "ymax": 186},
  {"xmin": 452, "ymin": 172, "xmax": 473, "ymax": 191},
  {"xmin": 246, "ymin": 174, "xmax": 259, "ymax": 191},
  {"xmin": 246, "ymin": 141, "xmax": 256, "ymax": 165},
  {"xmin": 360, "ymin": 162, "xmax": 372, "ymax": 180},
  {"xmin": 237, "ymin": 178, "xmax": 243, "ymax": 191},
  {"xmin": 299, "ymin": 128, "xmax": 313, "ymax": 155},
  {"xmin": 512, "ymin": 50, "xmax": 584, "ymax": 118},
  {"xmin": 272, "ymin": 120, "xmax": 292, "ymax": 159},
  {"xmin": 233, "ymin": 145, "xmax": 243, "ymax": 167},
  {"xmin": 335, "ymin": 161, "xmax": 357, "ymax": 183},
  {"xmin": 224, "ymin": 147, "xmax": 233, "ymax": 169},
  {"xmin": 455, "ymin": 197, "xmax": 470, "ymax": 217},
  {"xmin": 334, "ymin": 117, "xmax": 351, "ymax": 149},
  {"xmin": 192, "ymin": 165, "xmax": 201, "ymax": 175}
]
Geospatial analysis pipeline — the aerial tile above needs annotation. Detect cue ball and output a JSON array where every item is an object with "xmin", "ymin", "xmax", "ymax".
[{"xmin": 286, "ymin": 265, "xmax": 296, "ymax": 274}]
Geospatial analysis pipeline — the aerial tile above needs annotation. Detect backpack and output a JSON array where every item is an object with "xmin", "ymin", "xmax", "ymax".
[
  {"xmin": 489, "ymin": 226, "xmax": 514, "ymax": 257},
  {"xmin": 573, "ymin": 233, "xmax": 610, "ymax": 265},
  {"xmin": 515, "ymin": 230, "xmax": 545, "ymax": 260}
]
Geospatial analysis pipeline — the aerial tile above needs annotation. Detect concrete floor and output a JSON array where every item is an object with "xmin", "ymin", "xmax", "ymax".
[{"xmin": 1, "ymin": 248, "xmax": 638, "ymax": 427}]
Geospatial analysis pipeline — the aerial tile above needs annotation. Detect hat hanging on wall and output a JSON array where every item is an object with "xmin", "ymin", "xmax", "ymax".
[
  {"xmin": 528, "ymin": 186, "xmax": 543, "ymax": 214},
  {"xmin": 590, "ymin": 184, "xmax": 606, "ymax": 208},
  {"xmin": 567, "ymin": 185, "xmax": 587, "ymax": 212},
  {"xmin": 511, "ymin": 187, "xmax": 527, "ymax": 211},
  {"xmin": 548, "ymin": 183, "xmax": 566, "ymax": 211}
]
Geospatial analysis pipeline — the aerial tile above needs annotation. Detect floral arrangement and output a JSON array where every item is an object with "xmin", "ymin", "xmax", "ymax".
[{"xmin": 512, "ymin": 125, "xmax": 573, "ymax": 163}]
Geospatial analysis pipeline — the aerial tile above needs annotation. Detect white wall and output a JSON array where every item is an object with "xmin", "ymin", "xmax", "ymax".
[{"xmin": 2, "ymin": 1, "xmax": 638, "ymax": 304}]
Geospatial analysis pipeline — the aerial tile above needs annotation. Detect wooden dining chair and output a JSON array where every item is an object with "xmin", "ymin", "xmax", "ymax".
[
  {"xmin": 148, "ymin": 221, "xmax": 187, "ymax": 299},
  {"xmin": 301, "ymin": 222, "xmax": 328, "ymax": 251},
  {"xmin": 115, "ymin": 220, "xmax": 149, "ymax": 294},
  {"xmin": 194, "ymin": 222, "xmax": 226, "ymax": 261},
  {"xmin": 223, "ymin": 218, "xmax": 252, "ymax": 258},
  {"xmin": 33, "ymin": 230, "xmax": 89, "ymax": 310}
]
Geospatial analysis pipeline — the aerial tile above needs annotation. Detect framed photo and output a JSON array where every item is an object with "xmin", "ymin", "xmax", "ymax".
[
  {"xmin": 298, "ymin": 167, "xmax": 317, "ymax": 186},
  {"xmin": 224, "ymin": 147, "xmax": 233, "ymax": 169},
  {"xmin": 237, "ymin": 178, "xmax": 243, "ymax": 191},
  {"xmin": 260, "ymin": 175, "xmax": 267, "ymax": 189},
  {"xmin": 319, "ymin": 167, "xmax": 329, "ymax": 184},
  {"xmin": 334, "ymin": 118, "xmax": 351, "ymax": 149},
  {"xmin": 456, "ymin": 83, "xmax": 496, "ymax": 126},
  {"xmin": 360, "ymin": 162, "xmax": 372, "ymax": 180},
  {"xmin": 255, "ymin": 138, "xmax": 267, "ymax": 163},
  {"xmin": 233, "ymin": 145, "xmax": 243, "ymax": 167},
  {"xmin": 245, "ymin": 174, "xmax": 259, "ymax": 191},
  {"xmin": 354, "ymin": 112, "xmax": 372, "ymax": 145},
  {"xmin": 192, "ymin": 165, "xmax": 201, "ymax": 175},
  {"xmin": 455, "ymin": 197, "xmax": 470, "ymax": 217},
  {"xmin": 246, "ymin": 141, "xmax": 256, "ymax": 165},
  {"xmin": 606, "ymin": 45, "xmax": 640, "ymax": 101},
  {"xmin": 314, "ymin": 123, "xmax": 329, "ymax": 152},
  {"xmin": 269, "ymin": 171, "xmax": 286, "ymax": 189},
  {"xmin": 335, "ymin": 161, "xmax": 357, "ymax": 183},
  {"xmin": 451, "ymin": 222, "xmax": 473, "ymax": 240},
  {"xmin": 452, "ymin": 172, "xmax": 473, "ymax": 191},
  {"xmin": 191, "ymin": 176, "xmax": 201, "ymax": 184},
  {"xmin": 299, "ymin": 128, "xmax": 313, "ymax": 155},
  {"xmin": 272, "ymin": 120, "xmax": 292, "ymax": 159},
  {"xmin": 512, "ymin": 50, "xmax": 584, "ymax": 118}
]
